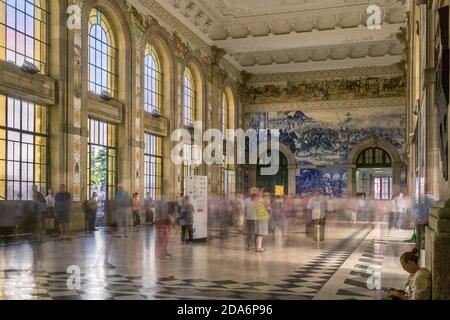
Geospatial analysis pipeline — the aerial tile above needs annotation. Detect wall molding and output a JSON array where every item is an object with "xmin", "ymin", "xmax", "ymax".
[
  {"xmin": 245, "ymin": 96, "xmax": 406, "ymax": 113},
  {"xmin": 247, "ymin": 64, "xmax": 405, "ymax": 86}
]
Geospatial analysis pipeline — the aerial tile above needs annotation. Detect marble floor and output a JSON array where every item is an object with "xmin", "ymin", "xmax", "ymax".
[{"xmin": 0, "ymin": 218, "xmax": 415, "ymax": 300}]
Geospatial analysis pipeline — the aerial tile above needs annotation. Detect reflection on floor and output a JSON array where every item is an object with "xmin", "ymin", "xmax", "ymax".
[{"xmin": 0, "ymin": 218, "xmax": 415, "ymax": 300}]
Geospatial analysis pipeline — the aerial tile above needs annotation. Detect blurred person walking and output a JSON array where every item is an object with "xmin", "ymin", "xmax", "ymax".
[
  {"xmin": 33, "ymin": 185, "xmax": 46, "ymax": 241},
  {"xmin": 154, "ymin": 194, "xmax": 173, "ymax": 259},
  {"xmin": 131, "ymin": 192, "xmax": 142, "ymax": 227},
  {"xmin": 254, "ymin": 191, "xmax": 269, "ymax": 252},
  {"xmin": 236, "ymin": 193, "xmax": 245, "ymax": 232},
  {"xmin": 307, "ymin": 190, "xmax": 327, "ymax": 243},
  {"xmin": 244, "ymin": 188, "xmax": 258, "ymax": 250},
  {"xmin": 45, "ymin": 188, "xmax": 56, "ymax": 234},
  {"xmin": 180, "ymin": 196, "xmax": 194, "ymax": 244},
  {"xmin": 115, "ymin": 186, "xmax": 131, "ymax": 238},
  {"xmin": 55, "ymin": 184, "xmax": 72, "ymax": 240},
  {"xmin": 85, "ymin": 192, "xmax": 98, "ymax": 231},
  {"xmin": 393, "ymin": 192, "xmax": 407, "ymax": 230},
  {"xmin": 144, "ymin": 193, "xmax": 154, "ymax": 224}
]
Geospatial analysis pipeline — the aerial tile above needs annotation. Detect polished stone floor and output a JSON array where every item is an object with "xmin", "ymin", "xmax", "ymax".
[{"xmin": 0, "ymin": 217, "xmax": 414, "ymax": 300}]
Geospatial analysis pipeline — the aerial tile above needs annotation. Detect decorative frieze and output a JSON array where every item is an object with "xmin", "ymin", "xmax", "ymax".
[
  {"xmin": 135, "ymin": 0, "xmax": 212, "ymax": 56},
  {"xmin": 245, "ymin": 96, "xmax": 406, "ymax": 113},
  {"xmin": 247, "ymin": 64, "xmax": 405, "ymax": 85},
  {"xmin": 243, "ymin": 76, "xmax": 406, "ymax": 105}
]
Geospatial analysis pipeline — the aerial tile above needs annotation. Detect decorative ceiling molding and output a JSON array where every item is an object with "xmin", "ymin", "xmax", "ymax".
[
  {"xmin": 154, "ymin": 0, "xmax": 408, "ymax": 73},
  {"xmin": 245, "ymin": 96, "xmax": 406, "ymax": 113},
  {"xmin": 134, "ymin": 0, "xmax": 213, "ymax": 55},
  {"xmin": 242, "ymin": 55, "xmax": 404, "ymax": 74}
]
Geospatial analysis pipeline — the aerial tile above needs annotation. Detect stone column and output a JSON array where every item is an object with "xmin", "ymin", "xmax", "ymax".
[
  {"xmin": 392, "ymin": 163, "xmax": 402, "ymax": 196},
  {"xmin": 175, "ymin": 59, "xmax": 184, "ymax": 195},
  {"xmin": 425, "ymin": 200, "xmax": 450, "ymax": 299},
  {"xmin": 347, "ymin": 167, "xmax": 356, "ymax": 197},
  {"xmin": 209, "ymin": 47, "xmax": 226, "ymax": 195},
  {"xmin": 287, "ymin": 164, "xmax": 297, "ymax": 195},
  {"xmin": 65, "ymin": 0, "xmax": 86, "ymax": 231}
]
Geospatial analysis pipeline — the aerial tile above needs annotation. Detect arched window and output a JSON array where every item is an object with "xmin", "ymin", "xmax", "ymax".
[
  {"xmin": 88, "ymin": 8, "xmax": 117, "ymax": 97},
  {"xmin": 356, "ymin": 147, "xmax": 392, "ymax": 167},
  {"xmin": 144, "ymin": 133, "xmax": 162, "ymax": 200},
  {"xmin": 0, "ymin": 0, "xmax": 48, "ymax": 73},
  {"xmin": 144, "ymin": 43, "xmax": 162, "ymax": 113},
  {"xmin": 183, "ymin": 67, "xmax": 195, "ymax": 126},
  {"xmin": 222, "ymin": 92, "xmax": 229, "ymax": 134}
]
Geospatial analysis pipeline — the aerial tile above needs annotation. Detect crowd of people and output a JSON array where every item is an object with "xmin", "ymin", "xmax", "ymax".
[
  {"xmin": 12, "ymin": 185, "xmax": 430, "ymax": 263},
  {"xmin": 2, "ymin": 184, "xmax": 435, "ymax": 299}
]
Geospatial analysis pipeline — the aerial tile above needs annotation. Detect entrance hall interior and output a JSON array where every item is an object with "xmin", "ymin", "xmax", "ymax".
[{"xmin": 0, "ymin": 0, "xmax": 449, "ymax": 301}]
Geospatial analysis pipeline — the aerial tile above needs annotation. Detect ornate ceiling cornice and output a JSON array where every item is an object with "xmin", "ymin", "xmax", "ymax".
[
  {"xmin": 245, "ymin": 96, "xmax": 406, "ymax": 113},
  {"xmin": 247, "ymin": 64, "xmax": 405, "ymax": 85}
]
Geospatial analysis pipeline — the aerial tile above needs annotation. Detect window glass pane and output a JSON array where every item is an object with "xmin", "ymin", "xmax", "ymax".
[
  {"xmin": 0, "ymin": 95, "xmax": 47, "ymax": 200},
  {"xmin": 88, "ymin": 8, "xmax": 117, "ymax": 98},
  {"xmin": 0, "ymin": 0, "xmax": 47, "ymax": 73},
  {"xmin": 144, "ymin": 44, "xmax": 163, "ymax": 113},
  {"xmin": 184, "ymin": 68, "xmax": 196, "ymax": 126},
  {"xmin": 144, "ymin": 133, "xmax": 162, "ymax": 200}
]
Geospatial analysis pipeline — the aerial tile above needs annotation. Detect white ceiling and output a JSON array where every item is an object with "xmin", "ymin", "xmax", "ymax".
[{"xmin": 155, "ymin": 0, "xmax": 409, "ymax": 74}]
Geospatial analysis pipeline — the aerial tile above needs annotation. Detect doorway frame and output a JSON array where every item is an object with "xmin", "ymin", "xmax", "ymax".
[
  {"xmin": 247, "ymin": 143, "xmax": 297, "ymax": 195},
  {"xmin": 347, "ymin": 137, "xmax": 403, "ymax": 197}
]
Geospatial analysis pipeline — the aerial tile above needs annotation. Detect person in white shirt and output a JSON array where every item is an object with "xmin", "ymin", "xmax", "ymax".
[
  {"xmin": 388, "ymin": 247, "xmax": 431, "ymax": 300},
  {"xmin": 393, "ymin": 192, "xmax": 407, "ymax": 229},
  {"xmin": 307, "ymin": 190, "xmax": 327, "ymax": 243},
  {"xmin": 45, "ymin": 188, "xmax": 56, "ymax": 233},
  {"xmin": 244, "ymin": 188, "xmax": 258, "ymax": 250}
]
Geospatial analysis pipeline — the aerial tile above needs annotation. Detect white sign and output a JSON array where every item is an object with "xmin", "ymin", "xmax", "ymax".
[{"xmin": 185, "ymin": 176, "xmax": 208, "ymax": 240}]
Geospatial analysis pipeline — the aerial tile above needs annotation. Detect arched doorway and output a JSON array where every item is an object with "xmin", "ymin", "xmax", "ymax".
[
  {"xmin": 246, "ymin": 142, "xmax": 297, "ymax": 195},
  {"xmin": 355, "ymin": 147, "xmax": 392, "ymax": 199},
  {"xmin": 256, "ymin": 153, "xmax": 288, "ymax": 194},
  {"xmin": 347, "ymin": 137, "xmax": 402, "ymax": 198}
]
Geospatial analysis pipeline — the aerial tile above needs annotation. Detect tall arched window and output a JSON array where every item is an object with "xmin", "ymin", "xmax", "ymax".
[
  {"xmin": 183, "ymin": 67, "xmax": 195, "ymax": 126},
  {"xmin": 0, "ymin": 0, "xmax": 48, "ymax": 73},
  {"xmin": 144, "ymin": 43, "xmax": 162, "ymax": 113},
  {"xmin": 222, "ymin": 92, "xmax": 229, "ymax": 134},
  {"xmin": 88, "ymin": 8, "xmax": 117, "ymax": 97}
]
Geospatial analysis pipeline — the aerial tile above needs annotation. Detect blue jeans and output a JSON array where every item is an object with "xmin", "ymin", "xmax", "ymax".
[{"xmin": 132, "ymin": 210, "xmax": 140, "ymax": 226}]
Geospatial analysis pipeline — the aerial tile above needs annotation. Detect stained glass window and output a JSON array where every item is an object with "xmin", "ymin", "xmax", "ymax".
[
  {"xmin": 183, "ymin": 68, "xmax": 195, "ymax": 126},
  {"xmin": 88, "ymin": 8, "xmax": 117, "ymax": 97},
  {"xmin": 144, "ymin": 43, "xmax": 163, "ymax": 113},
  {"xmin": 0, "ymin": 0, "xmax": 47, "ymax": 73},
  {"xmin": 144, "ymin": 133, "xmax": 162, "ymax": 200},
  {"xmin": 0, "ymin": 94, "xmax": 47, "ymax": 200}
]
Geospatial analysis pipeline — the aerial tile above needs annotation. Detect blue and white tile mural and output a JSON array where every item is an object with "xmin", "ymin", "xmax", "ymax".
[
  {"xmin": 248, "ymin": 108, "xmax": 405, "ymax": 165},
  {"xmin": 296, "ymin": 168, "xmax": 348, "ymax": 197}
]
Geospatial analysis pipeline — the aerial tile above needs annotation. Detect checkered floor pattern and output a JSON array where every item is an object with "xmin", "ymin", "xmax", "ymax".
[{"xmin": 335, "ymin": 229, "xmax": 389, "ymax": 299}]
